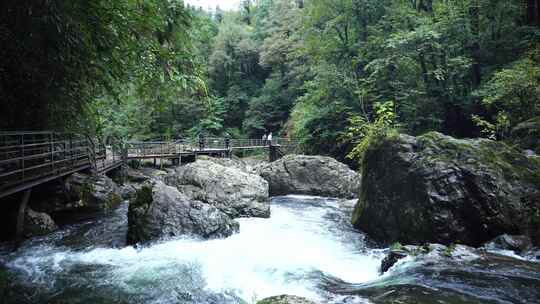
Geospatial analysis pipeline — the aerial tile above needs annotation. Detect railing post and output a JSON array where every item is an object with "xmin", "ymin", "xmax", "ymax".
[
  {"xmin": 50, "ymin": 133, "xmax": 54, "ymax": 174},
  {"xmin": 15, "ymin": 188, "xmax": 32, "ymax": 243},
  {"xmin": 20, "ymin": 134, "xmax": 25, "ymax": 182}
]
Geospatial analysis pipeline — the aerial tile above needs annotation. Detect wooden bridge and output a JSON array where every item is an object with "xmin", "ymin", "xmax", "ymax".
[{"xmin": 0, "ymin": 131, "xmax": 300, "ymax": 200}]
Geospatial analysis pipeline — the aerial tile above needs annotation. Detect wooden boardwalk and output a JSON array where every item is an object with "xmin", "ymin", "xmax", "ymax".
[{"xmin": 0, "ymin": 132, "xmax": 300, "ymax": 199}]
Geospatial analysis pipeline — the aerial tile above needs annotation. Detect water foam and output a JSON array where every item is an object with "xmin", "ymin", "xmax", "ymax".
[{"xmin": 5, "ymin": 196, "xmax": 381, "ymax": 303}]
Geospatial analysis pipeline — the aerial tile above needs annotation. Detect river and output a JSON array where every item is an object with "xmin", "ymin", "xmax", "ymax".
[{"xmin": 1, "ymin": 196, "xmax": 539, "ymax": 304}]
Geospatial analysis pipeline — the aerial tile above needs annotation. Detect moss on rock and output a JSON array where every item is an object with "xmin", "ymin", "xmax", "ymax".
[
  {"xmin": 352, "ymin": 131, "xmax": 540, "ymax": 246},
  {"xmin": 257, "ymin": 295, "xmax": 317, "ymax": 304}
]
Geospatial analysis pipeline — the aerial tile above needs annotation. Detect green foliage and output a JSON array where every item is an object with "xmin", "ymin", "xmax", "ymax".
[
  {"xmin": 1, "ymin": 0, "xmax": 197, "ymax": 133},
  {"xmin": 443, "ymin": 244, "xmax": 457, "ymax": 257},
  {"xmin": 3, "ymin": 0, "xmax": 539, "ymax": 162},
  {"xmin": 471, "ymin": 112, "xmax": 510, "ymax": 140},
  {"xmin": 473, "ymin": 49, "xmax": 540, "ymax": 137},
  {"xmin": 346, "ymin": 101, "xmax": 398, "ymax": 163},
  {"xmin": 390, "ymin": 242, "xmax": 403, "ymax": 251}
]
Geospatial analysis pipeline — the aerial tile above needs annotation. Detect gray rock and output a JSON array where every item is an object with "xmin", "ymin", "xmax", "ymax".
[
  {"xmin": 125, "ymin": 167, "xmax": 150, "ymax": 183},
  {"xmin": 257, "ymin": 295, "xmax": 317, "ymax": 304},
  {"xmin": 23, "ymin": 208, "xmax": 58, "ymax": 237},
  {"xmin": 484, "ymin": 234, "xmax": 533, "ymax": 254},
  {"xmin": 197, "ymin": 156, "xmax": 249, "ymax": 172},
  {"xmin": 32, "ymin": 173, "xmax": 122, "ymax": 214},
  {"xmin": 165, "ymin": 160, "xmax": 270, "ymax": 218},
  {"xmin": 380, "ymin": 247, "xmax": 410, "ymax": 273},
  {"xmin": 256, "ymin": 155, "xmax": 360, "ymax": 199},
  {"xmin": 127, "ymin": 182, "xmax": 239, "ymax": 244},
  {"xmin": 379, "ymin": 243, "xmax": 478, "ymax": 274},
  {"xmin": 352, "ymin": 132, "xmax": 540, "ymax": 246},
  {"xmin": 65, "ymin": 173, "xmax": 122, "ymax": 212},
  {"xmin": 119, "ymin": 183, "xmax": 143, "ymax": 200}
]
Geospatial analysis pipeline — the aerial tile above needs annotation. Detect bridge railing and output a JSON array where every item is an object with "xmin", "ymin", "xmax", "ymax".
[{"xmin": 0, "ymin": 132, "xmax": 92, "ymax": 196}]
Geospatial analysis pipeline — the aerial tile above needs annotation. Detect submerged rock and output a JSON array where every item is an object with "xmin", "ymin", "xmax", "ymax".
[
  {"xmin": 256, "ymin": 155, "xmax": 360, "ymax": 199},
  {"xmin": 165, "ymin": 160, "xmax": 270, "ymax": 218},
  {"xmin": 379, "ymin": 243, "xmax": 477, "ymax": 273},
  {"xmin": 352, "ymin": 132, "xmax": 540, "ymax": 247},
  {"xmin": 483, "ymin": 234, "xmax": 533, "ymax": 254},
  {"xmin": 23, "ymin": 208, "xmax": 58, "ymax": 237},
  {"xmin": 127, "ymin": 182, "xmax": 239, "ymax": 244},
  {"xmin": 380, "ymin": 246, "xmax": 411, "ymax": 273},
  {"xmin": 257, "ymin": 295, "xmax": 317, "ymax": 304}
]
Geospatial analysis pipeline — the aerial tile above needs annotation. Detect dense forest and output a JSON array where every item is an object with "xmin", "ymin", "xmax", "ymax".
[{"xmin": 1, "ymin": 0, "xmax": 539, "ymax": 163}]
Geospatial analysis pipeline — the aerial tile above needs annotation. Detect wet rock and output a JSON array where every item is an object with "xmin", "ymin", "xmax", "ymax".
[
  {"xmin": 257, "ymin": 295, "xmax": 317, "ymax": 304},
  {"xmin": 483, "ymin": 234, "xmax": 533, "ymax": 254},
  {"xmin": 380, "ymin": 247, "xmax": 410, "ymax": 273},
  {"xmin": 165, "ymin": 160, "xmax": 270, "ymax": 218},
  {"xmin": 256, "ymin": 155, "xmax": 361, "ymax": 199},
  {"xmin": 65, "ymin": 173, "xmax": 122, "ymax": 212},
  {"xmin": 119, "ymin": 183, "xmax": 143, "ymax": 200},
  {"xmin": 127, "ymin": 182, "xmax": 239, "ymax": 244},
  {"xmin": 379, "ymin": 243, "xmax": 479, "ymax": 274},
  {"xmin": 23, "ymin": 208, "xmax": 58, "ymax": 237},
  {"xmin": 352, "ymin": 132, "xmax": 540, "ymax": 246}
]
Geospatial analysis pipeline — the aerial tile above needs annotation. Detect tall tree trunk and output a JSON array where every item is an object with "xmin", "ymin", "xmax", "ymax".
[
  {"xmin": 470, "ymin": 0, "xmax": 482, "ymax": 87},
  {"xmin": 537, "ymin": 0, "xmax": 540, "ymax": 26},
  {"xmin": 419, "ymin": 52, "xmax": 430, "ymax": 88},
  {"xmin": 527, "ymin": 0, "xmax": 535, "ymax": 25},
  {"xmin": 526, "ymin": 0, "xmax": 540, "ymax": 26}
]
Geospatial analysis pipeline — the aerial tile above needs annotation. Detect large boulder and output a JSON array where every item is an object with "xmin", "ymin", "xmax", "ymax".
[
  {"xmin": 127, "ymin": 182, "xmax": 239, "ymax": 244},
  {"xmin": 164, "ymin": 160, "xmax": 270, "ymax": 218},
  {"xmin": 352, "ymin": 132, "xmax": 540, "ymax": 246},
  {"xmin": 23, "ymin": 208, "xmax": 58, "ymax": 237},
  {"xmin": 197, "ymin": 155, "xmax": 249, "ymax": 172},
  {"xmin": 512, "ymin": 116, "xmax": 540, "ymax": 154},
  {"xmin": 31, "ymin": 173, "xmax": 122, "ymax": 215},
  {"xmin": 257, "ymin": 295, "xmax": 317, "ymax": 304},
  {"xmin": 256, "ymin": 155, "xmax": 360, "ymax": 199},
  {"xmin": 65, "ymin": 173, "xmax": 122, "ymax": 212}
]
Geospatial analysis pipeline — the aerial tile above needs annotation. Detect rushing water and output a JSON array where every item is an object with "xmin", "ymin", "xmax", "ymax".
[{"xmin": 1, "ymin": 196, "xmax": 540, "ymax": 304}]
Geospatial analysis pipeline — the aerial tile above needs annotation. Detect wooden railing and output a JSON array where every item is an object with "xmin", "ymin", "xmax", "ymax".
[
  {"xmin": 0, "ymin": 132, "xmax": 303, "ymax": 198},
  {"xmin": 0, "ymin": 132, "xmax": 93, "ymax": 198}
]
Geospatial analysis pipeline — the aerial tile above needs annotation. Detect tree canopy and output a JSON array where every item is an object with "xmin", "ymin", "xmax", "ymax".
[{"xmin": 2, "ymin": 0, "xmax": 539, "ymax": 161}]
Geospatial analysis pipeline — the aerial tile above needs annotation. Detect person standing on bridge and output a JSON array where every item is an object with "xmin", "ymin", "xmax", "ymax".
[
  {"xmin": 198, "ymin": 131, "xmax": 205, "ymax": 151},
  {"xmin": 267, "ymin": 132, "xmax": 273, "ymax": 146},
  {"xmin": 262, "ymin": 133, "xmax": 267, "ymax": 145},
  {"xmin": 224, "ymin": 133, "xmax": 231, "ymax": 150}
]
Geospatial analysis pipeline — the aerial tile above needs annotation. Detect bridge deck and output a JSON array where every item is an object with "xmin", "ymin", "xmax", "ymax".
[{"xmin": 1, "ymin": 132, "xmax": 300, "ymax": 199}]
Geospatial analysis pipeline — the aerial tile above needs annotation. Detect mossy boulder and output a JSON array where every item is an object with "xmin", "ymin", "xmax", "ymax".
[
  {"xmin": 30, "ymin": 172, "xmax": 122, "ymax": 215},
  {"xmin": 512, "ymin": 116, "xmax": 540, "ymax": 154},
  {"xmin": 257, "ymin": 295, "xmax": 317, "ymax": 304},
  {"xmin": 66, "ymin": 173, "xmax": 122, "ymax": 212},
  {"xmin": 352, "ymin": 132, "xmax": 540, "ymax": 246},
  {"xmin": 23, "ymin": 208, "xmax": 58, "ymax": 237}
]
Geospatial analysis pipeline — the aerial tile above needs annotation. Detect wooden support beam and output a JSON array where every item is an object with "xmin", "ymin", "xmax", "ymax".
[{"xmin": 15, "ymin": 188, "xmax": 32, "ymax": 242}]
